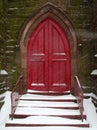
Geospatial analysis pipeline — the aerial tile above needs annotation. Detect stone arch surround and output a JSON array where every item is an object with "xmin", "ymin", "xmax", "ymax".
[{"xmin": 19, "ymin": 2, "xmax": 78, "ymax": 91}]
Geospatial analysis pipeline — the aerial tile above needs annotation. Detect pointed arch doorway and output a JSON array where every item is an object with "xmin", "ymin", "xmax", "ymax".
[
  {"xmin": 27, "ymin": 17, "xmax": 70, "ymax": 92},
  {"xmin": 19, "ymin": 3, "xmax": 77, "ymax": 93}
]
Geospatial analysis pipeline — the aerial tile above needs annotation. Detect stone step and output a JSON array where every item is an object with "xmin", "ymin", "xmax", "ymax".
[
  {"xmin": 20, "ymin": 92, "xmax": 77, "ymax": 100},
  {"xmin": 27, "ymin": 90, "xmax": 70, "ymax": 96},
  {"xmin": 6, "ymin": 123, "xmax": 90, "ymax": 127},
  {"xmin": 6, "ymin": 116, "xmax": 89, "ymax": 127},
  {"xmin": 14, "ymin": 107, "xmax": 81, "ymax": 116},
  {"xmin": 19, "ymin": 98, "xmax": 77, "ymax": 103},
  {"xmin": 17, "ymin": 105, "xmax": 79, "ymax": 110},
  {"xmin": 6, "ymin": 92, "xmax": 89, "ymax": 128},
  {"xmin": 9, "ymin": 113, "xmax": 86, "ymax": 120},
  {"xmin": 17, "ymin": 99, "xmax": 79, "ymax": 110}
]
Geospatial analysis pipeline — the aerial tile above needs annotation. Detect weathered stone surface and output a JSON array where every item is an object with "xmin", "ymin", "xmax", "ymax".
[{"xmin": 0, "ymin": 0, "xmax": 97, "ymax": 96}]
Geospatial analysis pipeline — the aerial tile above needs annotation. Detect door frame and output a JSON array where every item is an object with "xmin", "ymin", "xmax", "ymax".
[{"xmin": 19, "ymin": 3, "xmax": 78, "ymax": 92}]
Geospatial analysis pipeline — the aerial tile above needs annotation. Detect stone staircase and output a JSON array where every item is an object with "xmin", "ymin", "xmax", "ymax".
[{"xmin": 6, "ymin": 90, "xmax": 89, "ymax": 128}]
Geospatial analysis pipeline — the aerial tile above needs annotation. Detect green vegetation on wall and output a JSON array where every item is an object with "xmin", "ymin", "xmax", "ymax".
[{"xmin": 0, "ymin": 0, "xmax": 97, "ymax": 94}]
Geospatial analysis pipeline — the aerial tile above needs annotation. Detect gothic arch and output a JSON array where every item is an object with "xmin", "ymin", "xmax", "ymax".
[{"xmin": 19, "ymin": 2, "xmax": 78, "ymax": 91}]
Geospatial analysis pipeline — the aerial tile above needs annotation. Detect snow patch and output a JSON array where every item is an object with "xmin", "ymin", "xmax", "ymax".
[
  {"xmin": 0, "ymin": 70, "xmax": 8, "ymax": 75},
  {"xmin": 0, "ymin": 93, "xmax": 6, "ymax": 99},
  {"xmin": 0, "ymin": 91, "xmax": 11, "ymax": 126},
  {"xmin": 0, "ymin": 91, "xmax": 97, "ymax": 130},
  {"xmin": 91, "ymin": 69, "xmax": 97, "ymax": 75},
  {"xmin": 7, "ymin": 116, "xmax": 88, "ymax": 124},
  {"xmin": 94, "ymin": 54, "xmax": 97, "ymax": 57},
  {"xmin": 84, "ymin": 98, "xmax": 97, "ymax": 128},
  {"xmin": 91, "ymin": 93, "xmax": 97, "ymax": 99}
]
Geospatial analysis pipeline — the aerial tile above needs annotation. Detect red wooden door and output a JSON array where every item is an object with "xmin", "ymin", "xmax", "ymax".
[{"xmin": 27, "ymin": 18, "xmax": 71, "ymax": 92}]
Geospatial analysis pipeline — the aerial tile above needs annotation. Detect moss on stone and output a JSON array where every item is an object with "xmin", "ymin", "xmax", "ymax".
[{"xmin": 0, "ymin": 0, "xmax": 97, "ymax": 94}]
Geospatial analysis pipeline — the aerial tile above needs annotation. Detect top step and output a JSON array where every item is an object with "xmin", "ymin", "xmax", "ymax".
[
  {"xmin": 27, "ymin": 90, "xmax": 70, "ymax": 96},
  {"xmin": 20, "ymin": 91, "xmax": 77, "ymax": 101}
]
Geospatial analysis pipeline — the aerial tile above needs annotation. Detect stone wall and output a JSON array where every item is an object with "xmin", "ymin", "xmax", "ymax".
[{"xmin": 0, "ymin": 0, "xmax": 97, "ymax": 93}]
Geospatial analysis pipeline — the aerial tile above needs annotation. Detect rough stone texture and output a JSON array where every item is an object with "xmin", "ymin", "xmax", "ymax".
[{"xmin": 0, "ymin": 0, "xmax": 97, "ymax": 94}]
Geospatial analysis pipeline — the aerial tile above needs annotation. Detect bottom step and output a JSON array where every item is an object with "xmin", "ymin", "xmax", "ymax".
[
  {"xmin": 6, "ymin": 116, "xmax": 89, "ymax": 128},
  {"xmin": 6, "ymin": 123, "xmax": 90, "ymax": 127}
]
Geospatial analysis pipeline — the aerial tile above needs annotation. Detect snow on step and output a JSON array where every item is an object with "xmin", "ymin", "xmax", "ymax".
[
  {"xmin": 15, "ymin": 93, "xmax": 80, "ymax": 116},
  {"xmin": 6, "ymin": 91, "xmax": 90, "ymax": 128},
  {"xmin": 20, "ymin": 93, "xmax": 76, "ymax": 100},
  {"xmin": 28, "ymin": 90, "xmax": 70, "ymax": 94},
  {"xmin": 7, "ymin": 116, "xmax": 88, "ymax": 125},
  {"xmin": 15, "ymin": 107, "xmax": 81, "ymax": 116},
  {"xmin": 18, "ymin": 100, "xmax": 78, "ymax": 108}
]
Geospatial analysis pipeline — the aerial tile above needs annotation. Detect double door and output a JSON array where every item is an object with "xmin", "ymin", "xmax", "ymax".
[{"xmin": 27, "ymin": 18, "xmax": 71, "ymax": 92}]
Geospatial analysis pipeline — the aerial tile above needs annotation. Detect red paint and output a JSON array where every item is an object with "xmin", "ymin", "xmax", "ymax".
[{"xmin": 27, "ymin": 18, "xmax": 71, "ymax": 92}]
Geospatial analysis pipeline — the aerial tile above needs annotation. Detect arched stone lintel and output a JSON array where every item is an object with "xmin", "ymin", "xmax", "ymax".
[{"xmin": 20, "ymin": 3, "xmax": 77, "ymax": 49}]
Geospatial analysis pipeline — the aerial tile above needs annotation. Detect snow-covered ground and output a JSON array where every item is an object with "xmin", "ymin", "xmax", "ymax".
[{"xmin": 0, "ymin": 91, "xmax": 97, "ymax": 130}]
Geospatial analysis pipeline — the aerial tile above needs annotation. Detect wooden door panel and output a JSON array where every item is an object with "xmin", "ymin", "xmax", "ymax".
[
  {"xmin": 49, "ymin": 19, "xmax": 70, "ymax": 91},
  {"xmin": 27, "ymin": 22, "xmax": 48, "ymax": 90},
  {"xmin": 51, "ymin": 59, "xmax": 68, "ymax": 91},
  {"xmin": 30, "ymin": 61, "xmax": 45, "ymax": 89},
  {"xmin": 52, "ymin": 61, "xmax": 67, "ymax": 86}
]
